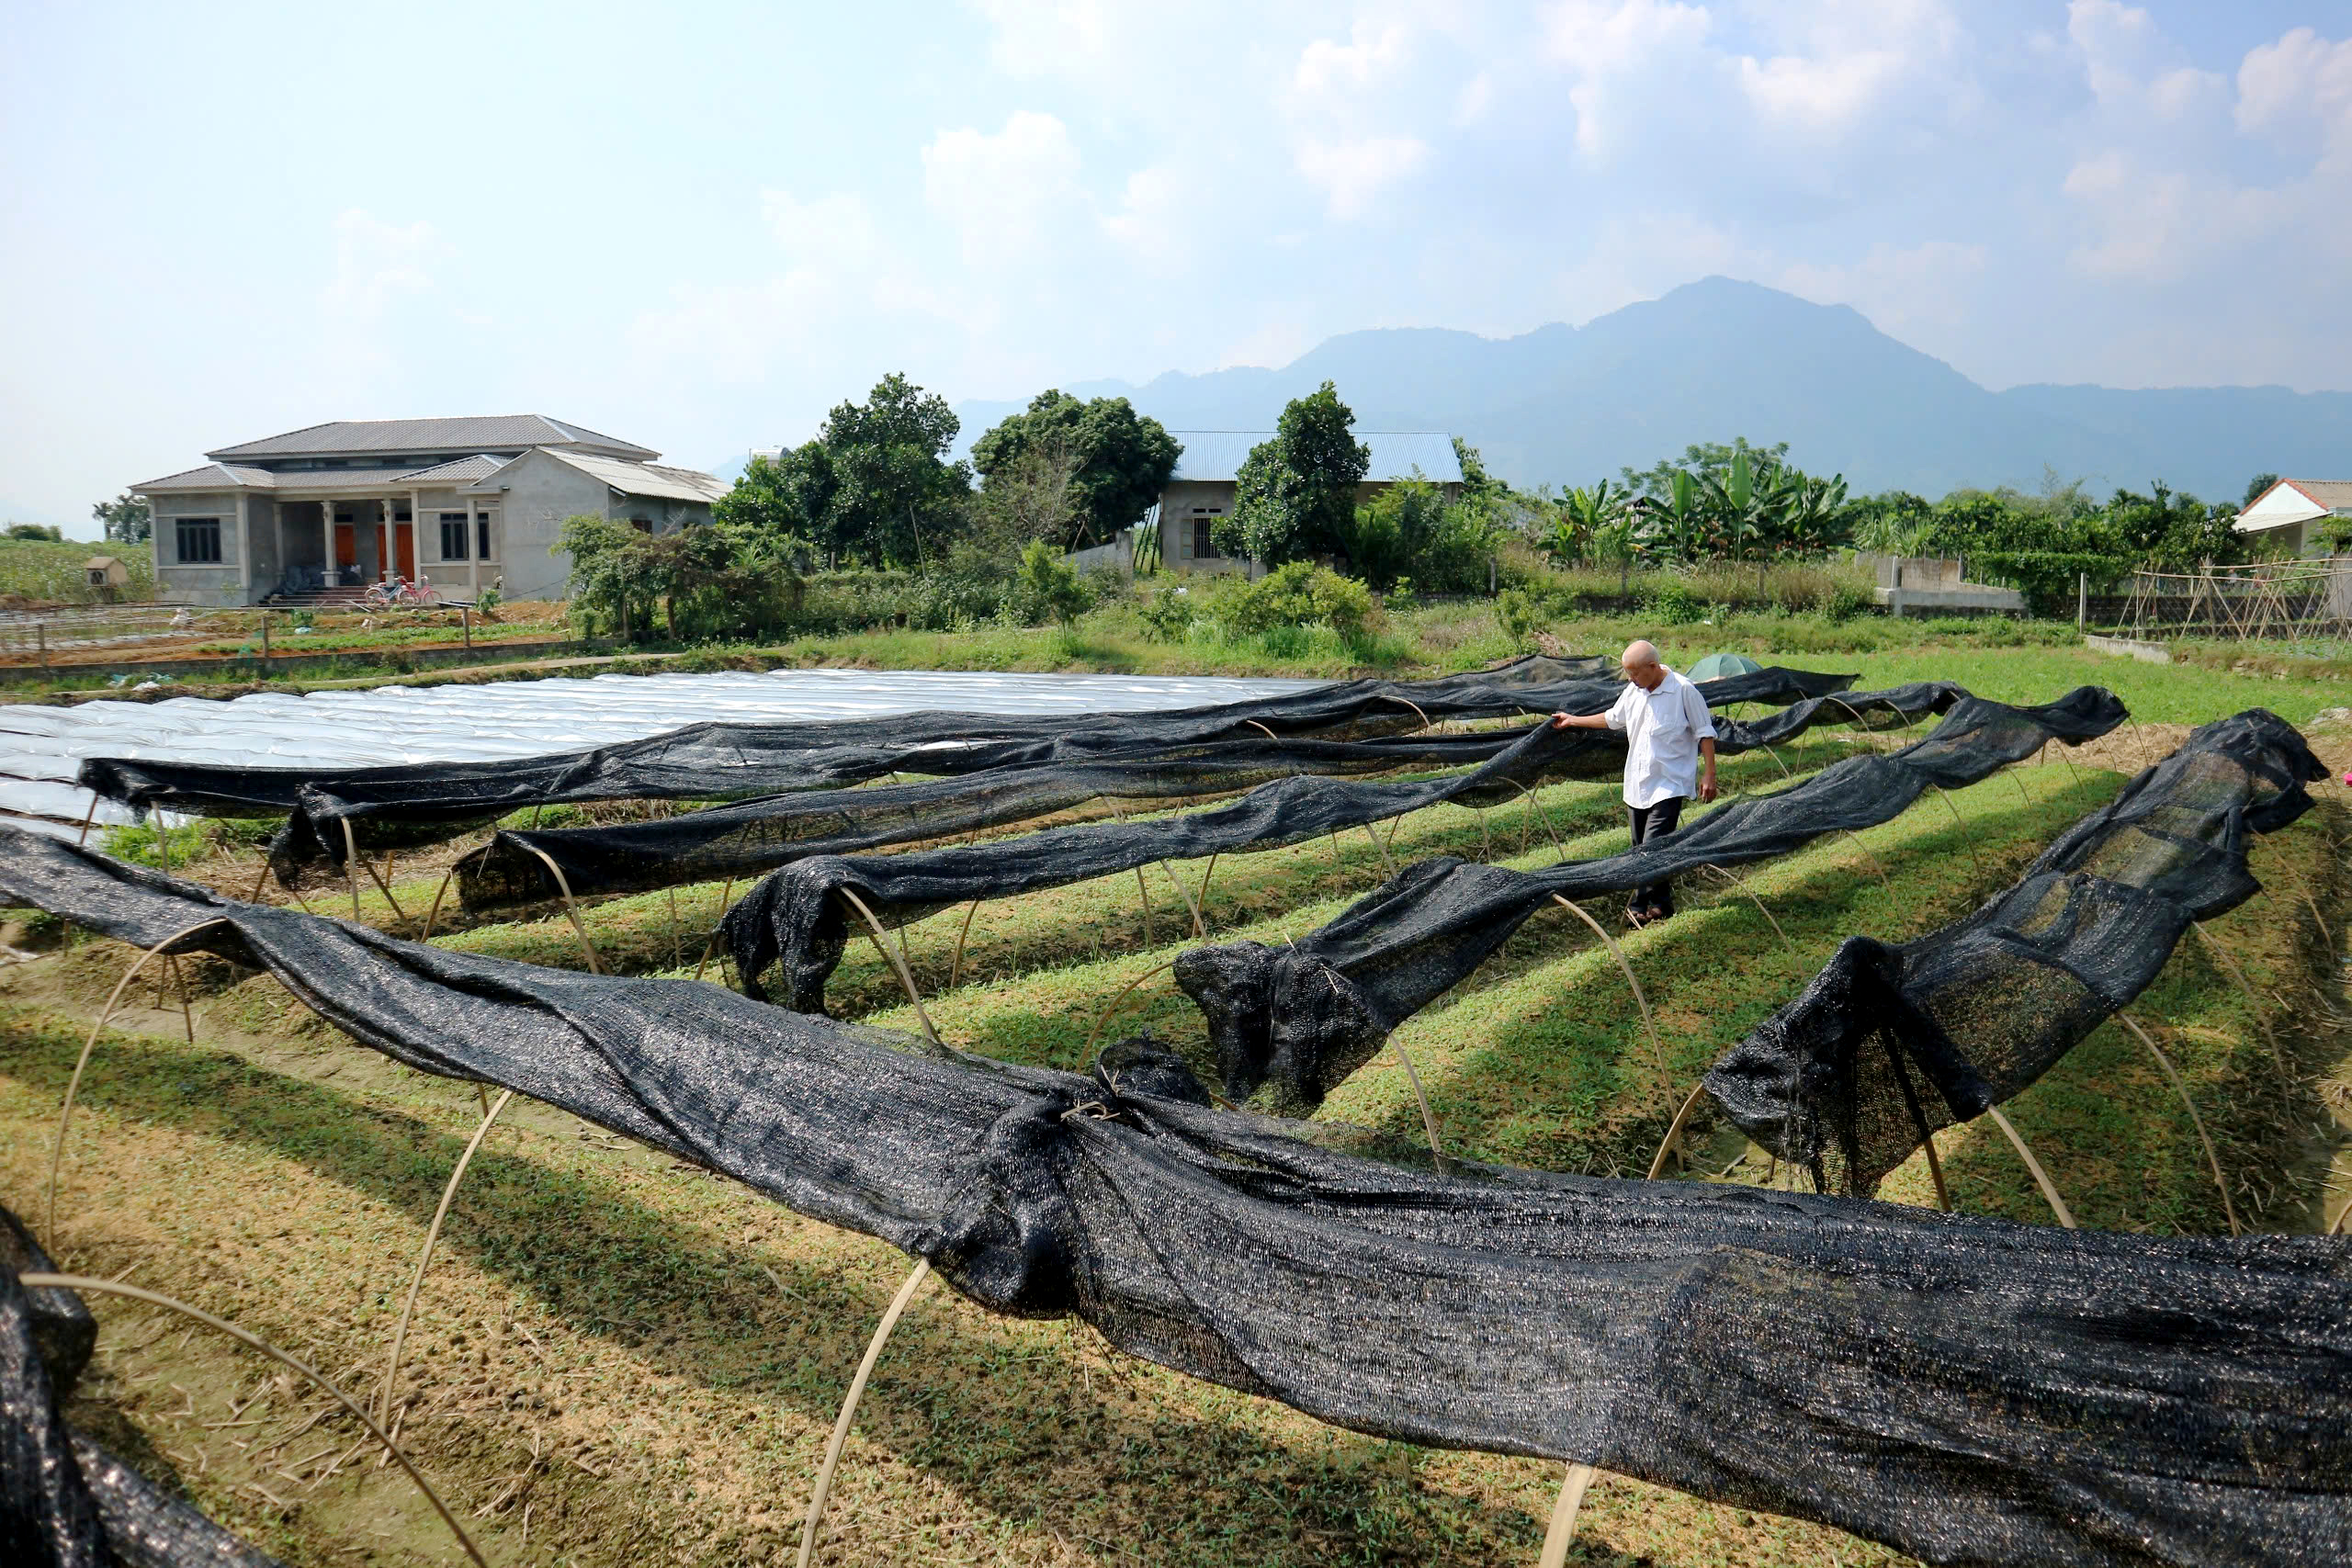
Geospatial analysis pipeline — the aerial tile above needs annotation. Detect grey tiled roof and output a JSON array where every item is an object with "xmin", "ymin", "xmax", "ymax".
[
  {"xmin": 390, "ymin": 455, "xmax": 510, "ymax": 484},
  {"xmin": 206, "ymin": 415, "xmax": 656, "ymax": 461},
  {"xmin": 1167, "ymin": 431, "xmax": 1464, "ymax": 485},
  {"xmin": 131, "ymin": 463, "xmax": 277, "ymax": 492}
]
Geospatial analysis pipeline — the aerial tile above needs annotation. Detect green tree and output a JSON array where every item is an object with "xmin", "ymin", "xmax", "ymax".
[
  {"xmin": 5, "ymin": 523, "xmax": 63, "ymax": 541},
  {"xmin": 817, "ymin": 373, "xmax": 971, "ymax": 569},
  {"xmin": 1218, "ymin": 381, "xmax": 1369, "ymax": 565},
  {"xmin": 972, "ymin": 389, "xmax": 1181, "ymax": 549},
  {"xmin": 716, "ymin": 444, "xmax": 837, "ymax": 564},
  {"xmin": 91, "ymin": 492, "xmax": 151, "ymax": 545},
  {"xmin": 1620, "ymin": 438, "xmax": 1790, "ymax": 505},
  {"xmin": 2244, "ymin": 472, "xmax": 2280, "ymax": 510}
]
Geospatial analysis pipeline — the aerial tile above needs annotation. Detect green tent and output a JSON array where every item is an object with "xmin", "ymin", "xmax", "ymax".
[{"xmin": 1687, "ymin": 652, "xmax": 1763, "ymax": 682}]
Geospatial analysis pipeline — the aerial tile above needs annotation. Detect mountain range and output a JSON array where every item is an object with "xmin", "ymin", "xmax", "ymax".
[{"xmin": 946, "ymin": 277, "xmax": 2349, "ymax": 503}]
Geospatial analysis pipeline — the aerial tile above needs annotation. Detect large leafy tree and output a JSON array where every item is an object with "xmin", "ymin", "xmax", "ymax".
[
  {"xmin": 91, "ymin": 492, "xmax": 151, "ymax": 545},
  {"xmin": 972, "ymin": 390, "xmax": 1181, "ymax": 549},
  {"xmin": 817, "ymin": 373, "xmax": 971, "ymax": 569},
  {"xmin": 1217, "ymin": 381, "xmax": 1369, "ymax": 565},
  {"xmin": 714, "ymin": 443, "xmax": 839, "ymax": 564}
]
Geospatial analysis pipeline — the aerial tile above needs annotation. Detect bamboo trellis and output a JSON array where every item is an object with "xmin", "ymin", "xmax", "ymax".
[{"xmin": 2120, "ymin": 558, "xmax": 2352, "ymax": 644}]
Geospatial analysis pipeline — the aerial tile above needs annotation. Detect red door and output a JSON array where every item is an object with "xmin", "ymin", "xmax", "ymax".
[
  {"xmin": 395, "ymin": 524, "xmax": 415, "ymax": 580},
  {"xmin": 334, "ymin": 524, "xmax": 357, "ymax": 579}
]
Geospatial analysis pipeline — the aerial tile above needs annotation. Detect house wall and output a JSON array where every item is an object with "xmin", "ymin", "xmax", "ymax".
[
  {"xmin": 149, "ymin": 491, "xmax": 247, "ymax": 605},
  {"xmin": 243, "ymin": 496, "xmax": 280, "ymax": 601},
  {"xmin": 1160, "ymin": 480, "xmax": 1244, "ymax": 577},
  {"xmin": 467, "ymin": 452, "xmax": 610, "ymax": 600}
]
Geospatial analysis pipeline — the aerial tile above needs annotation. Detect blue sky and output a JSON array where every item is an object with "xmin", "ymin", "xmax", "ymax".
[{"xmin": 4, "ymin": 0, "xmax": 2348, "ymax": 530}]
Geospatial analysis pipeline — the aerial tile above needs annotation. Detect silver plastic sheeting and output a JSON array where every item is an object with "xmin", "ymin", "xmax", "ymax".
[{"xmin": 0, "ymin": 668, "xmax": 1321, "ymax": 835}]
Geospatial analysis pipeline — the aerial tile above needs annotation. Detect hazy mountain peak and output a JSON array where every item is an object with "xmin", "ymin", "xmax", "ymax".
[{"xmin": 943, "ymin": 279, "xmax": 2342, "ymax": 498}]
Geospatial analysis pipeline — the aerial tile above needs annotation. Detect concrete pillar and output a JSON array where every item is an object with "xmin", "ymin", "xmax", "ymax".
[
  {"xmin": 467, "ymin": 496, "xmax": 481, "ymax": 599},
  {"xmin": 320, "ymin": 499, "xmax": 337, "ymax": 592}
]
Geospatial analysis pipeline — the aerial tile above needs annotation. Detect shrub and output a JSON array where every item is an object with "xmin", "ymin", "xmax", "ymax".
[
  {"xmin": 1207, "ymin": 561, "xmax": 1377, "ymax": 643},
  {"xmin": 1638, "ymin": 576, "xmax": 1707, "ymax": 625},
  {"xmin": 1137, "ymin": 586, "xmax": 1196, "ymax": 642},
  {"xmin": 1003, "ymin": 539, "xmax": 1093, "ymax": 626},
  {"xmin": 1494, "ymin": 587, "xmax": 1544, "ymax": 648}
]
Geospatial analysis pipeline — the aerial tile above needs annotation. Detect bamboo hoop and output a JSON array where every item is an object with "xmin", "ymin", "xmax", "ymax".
[
  {"xmin": 1510, "ymin": 781, "xmax": 1566, "ymax": 861},
  {"xmin": 668, "ymin": 886, "xmax": 683, "ymax": 970},
  {"xmin": 1645, "ymin": 1079, "xmax": 1708, "ymax": 1179},
  {"xmin": 1389, "ymin": 1040, "xmax": 1447, "ymax": 1171},
  {"xmin": 1549, "ymin": 895, "xmax": 1666, "ymax": 1083},
  {"xmin": 1756, "ymin": 742, "xmax": 1792, "ymax": 781},
  {"xmin": 693, "ymin": 878, "xmax": 736, "ymax": 983},
  {"xmin": 248, "ymin": 854, "xmax": 273, "ymax": 904},
  {"xmin": 1244, "ymin": 719, "xmax": 1278, "ymax": 741},
  {"xmin": 1080, "ymin": 961, "xmax": 1178, "ymax": 1061},
  {"xmin": 1881, "ymin": 1035, "xmax": 1952, "ymax": 1213},
  {"xmin": 2115, "ymin": 1012, "xmax": 2240, "ymax": 1235},
  {"xmin": 1984, "ymin": 1105, "xmax": 2075, "ymax": 1228},
  {"xmin": 1539, "ymin": 1462, "xmax": 1598, "ymax": 1568},
  {"xmin": 1134, "ymin": 866, "xmax": 1157, "ymax": 945},
  {"xmin": 838, "ymin": 886, "xmax": 940, "ymax": 1045},
  {"xmin": 19, "ymin": 1273, "xmax": 488, "ymax": 1568},
  {"xmin": 797, "ymin": 1257, "xmax": 932, "ymax": 1568},
  {"xmin": 1839, "ymin": 830, "xmax": 1893, "ymax": 889},
  {"xmin": 1929, "ymin": 785, "xmax": 1984, "ymax": 879},
  {"xmin": 948, "ymin": 898, "xmax": 983, "ymax": 991},
  {"xmin": 1363, "ymin": 821, "xmax": 1398, "ymax": 878},
  {"xmin": 516, "ymin": 842, "xmax": 602, "ymax": 975},
  {"xmin": 164, "ymin": 953, "xmax": 194, "ymax": 1043},
  {"xmin": 1695, "ymin": 864, "xmax": 1792, "ymax": 949},
  {"xmin": 377, "ymin": 1089, "xmax": 514, "ymax": 1425},
  {"xmin": 77, "ymin": 793, "xmax": 98, "ymax": 846},
  {"xmin": 51, "ymin": 917, "xmax": 228, "ymax": 1235},
  {"xmin": 1384, "ymin": 694, "xmax": 1433, "ymax": 732},
  {"xmin": 1159, "ymin": 860, "xmax": 1207, "ymax": 940}
]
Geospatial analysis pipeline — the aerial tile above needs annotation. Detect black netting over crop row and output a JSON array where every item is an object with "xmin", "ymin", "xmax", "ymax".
[
  {"xmin": 3, "ymin": 1209, "xmax": 284, "ymax": 1567},
  {"xmin": 0, "ymin": 829, "xmax": 2345, "ymax": 1567},
  {"xmin": 1704, "ymin": 708, "xmax": 2328, "ymax": 1197},
  {"xmin": 71, "ymin": 659, "xmax": 1857, "ymax": 875},
  {"xmin": 462, "ymin": 682, "xmax": 1963, "ymax": 914},
  {"xmin": 720, "ymin": 683, "xmax": 1965, "ymax": 1014},
  {"xmin": 1175, "ymin": 688, "xmax": 2126, "ymax": 1113}
]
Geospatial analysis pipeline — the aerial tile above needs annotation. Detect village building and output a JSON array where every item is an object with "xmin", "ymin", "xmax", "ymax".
[
  {"xmin": 1154, "ymin": 431, "xmax": 1464, "ymax": 576},
  {"xmin": 2233, "ymin": 479, "xmax": 2352, "ymax": 558},
  {"xmin": 131, "ymin": 415, "xmax": 727, "ymax": 605}
]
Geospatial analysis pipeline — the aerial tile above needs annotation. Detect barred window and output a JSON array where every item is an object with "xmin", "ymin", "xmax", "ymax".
[{"xmin": 174, "ymin": 517, "xmax": 221, "ymax": 564}]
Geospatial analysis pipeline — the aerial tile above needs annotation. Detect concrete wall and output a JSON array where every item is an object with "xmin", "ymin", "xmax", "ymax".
[
  {"xmin": 1160, "ymin": 480, "xmax": 1247, "ymax": 577},
  {"xmin": 466, "ymin": 451, "xmax": 608, "ymax": 600},
  {"xmin": 150, "ymin": 491, "xmax": 246, "ymax": 606}
]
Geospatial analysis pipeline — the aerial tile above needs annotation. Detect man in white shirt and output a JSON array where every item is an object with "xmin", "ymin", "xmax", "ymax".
[{"xmin": 1549, "ymin": 639, "xmax": 1717, "ymax": 927}]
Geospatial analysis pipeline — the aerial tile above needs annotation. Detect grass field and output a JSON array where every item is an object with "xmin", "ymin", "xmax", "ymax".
[{"xmin": 2, "ymin": 648, "xmax": 2347, "ymax": 1567}]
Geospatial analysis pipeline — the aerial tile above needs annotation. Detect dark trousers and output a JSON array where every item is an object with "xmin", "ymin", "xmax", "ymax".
[{"xmin": 1627, "ymin": 795, "xmax": 1685, "ymax": 916}]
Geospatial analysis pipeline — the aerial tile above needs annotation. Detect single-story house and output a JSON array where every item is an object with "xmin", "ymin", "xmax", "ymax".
[
  {"xmin": 2233, "ymin": 479, "xmax": 2352, "ymax": 558},
  {"xmin": 132, "ymin": 415, "xmax": 728, "ymax": 605},
  {"xmin": 1155, "ymin": 431, "xmax": 1464, "ymax": 576}
]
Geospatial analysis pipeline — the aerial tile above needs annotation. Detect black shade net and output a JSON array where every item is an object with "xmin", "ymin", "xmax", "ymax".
[
  {"xmin": 462, "ymin": 682, "xmax": 1962, "ymax": 915},
  {"xmin": 3, "ymin": 1209, "xmax": 284, "ymax": 1567},
  {"xmin": 1175, "ymin": 687, "xmax": 2128, "ymax": 1113},
  {"xmin": 69, "ymin": 659, "xmax": 1858, "ymax": 878},
  {"xmin": 1704, "ymin": 708, "xmax": 2330, "ymax": 1197},
  {"xmin": 719, "ymin": 682, "xmax": 1965, "ymax": 1014},
  {"xmin": 0, "ymin": 828, "xmax": 2346, "ymax": 1567}
]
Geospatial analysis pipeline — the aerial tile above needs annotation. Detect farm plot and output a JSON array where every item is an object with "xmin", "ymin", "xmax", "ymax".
[{"xmin": 3, "ymin": 676, "xmax": 2348, "ymax": 1568}]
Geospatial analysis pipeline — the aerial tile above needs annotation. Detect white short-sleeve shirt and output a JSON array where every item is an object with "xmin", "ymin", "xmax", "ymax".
[{"xmin": 1604, "ymin": 668, "xmax": 1716, "ymax": 808}]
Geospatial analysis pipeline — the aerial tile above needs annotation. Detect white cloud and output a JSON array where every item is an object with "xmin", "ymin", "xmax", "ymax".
[
  {"xmin": 922, "ymin": 110, "xmax": 1084, "ymax": 265},
  {"xmin": 318, "ymin": 209, "xmax": 445, "ymax": 379},
  {"xmin": 2236, "ymin": 27, "xmax": 2352, "ymax": 161},
  {"xmin": 1777, "ymin": 240, "xmax": 1988, "ymax": 344},
  {"xmin": 1295, "ymin": 135, "xmax": 1430, "ymax": 220}
]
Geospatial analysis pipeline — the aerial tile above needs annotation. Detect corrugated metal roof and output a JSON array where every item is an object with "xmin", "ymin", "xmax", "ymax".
[
  {"xmin": 1166, "ymin": 431, "xmax": 1463, "ymax": 485},
  {"xmin": 131, "ymin": 463, "xmax": 277, "ymax": 492},
  {"xmin": 478, "ymin": 449, "xmax": 727, "ymax": 504},
  {"xmin": 207, "ymin": 415, "xmax": 655, "ymax": 461},
  {"xmin": 266, "ymin": 468, "xmax": 468, "ymax": 492}
]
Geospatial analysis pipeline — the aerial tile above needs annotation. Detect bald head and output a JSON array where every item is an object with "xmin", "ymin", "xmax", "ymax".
[{"xmin": 1621, "ymin": 640, "xmax": 1666, "ymax": 690}]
